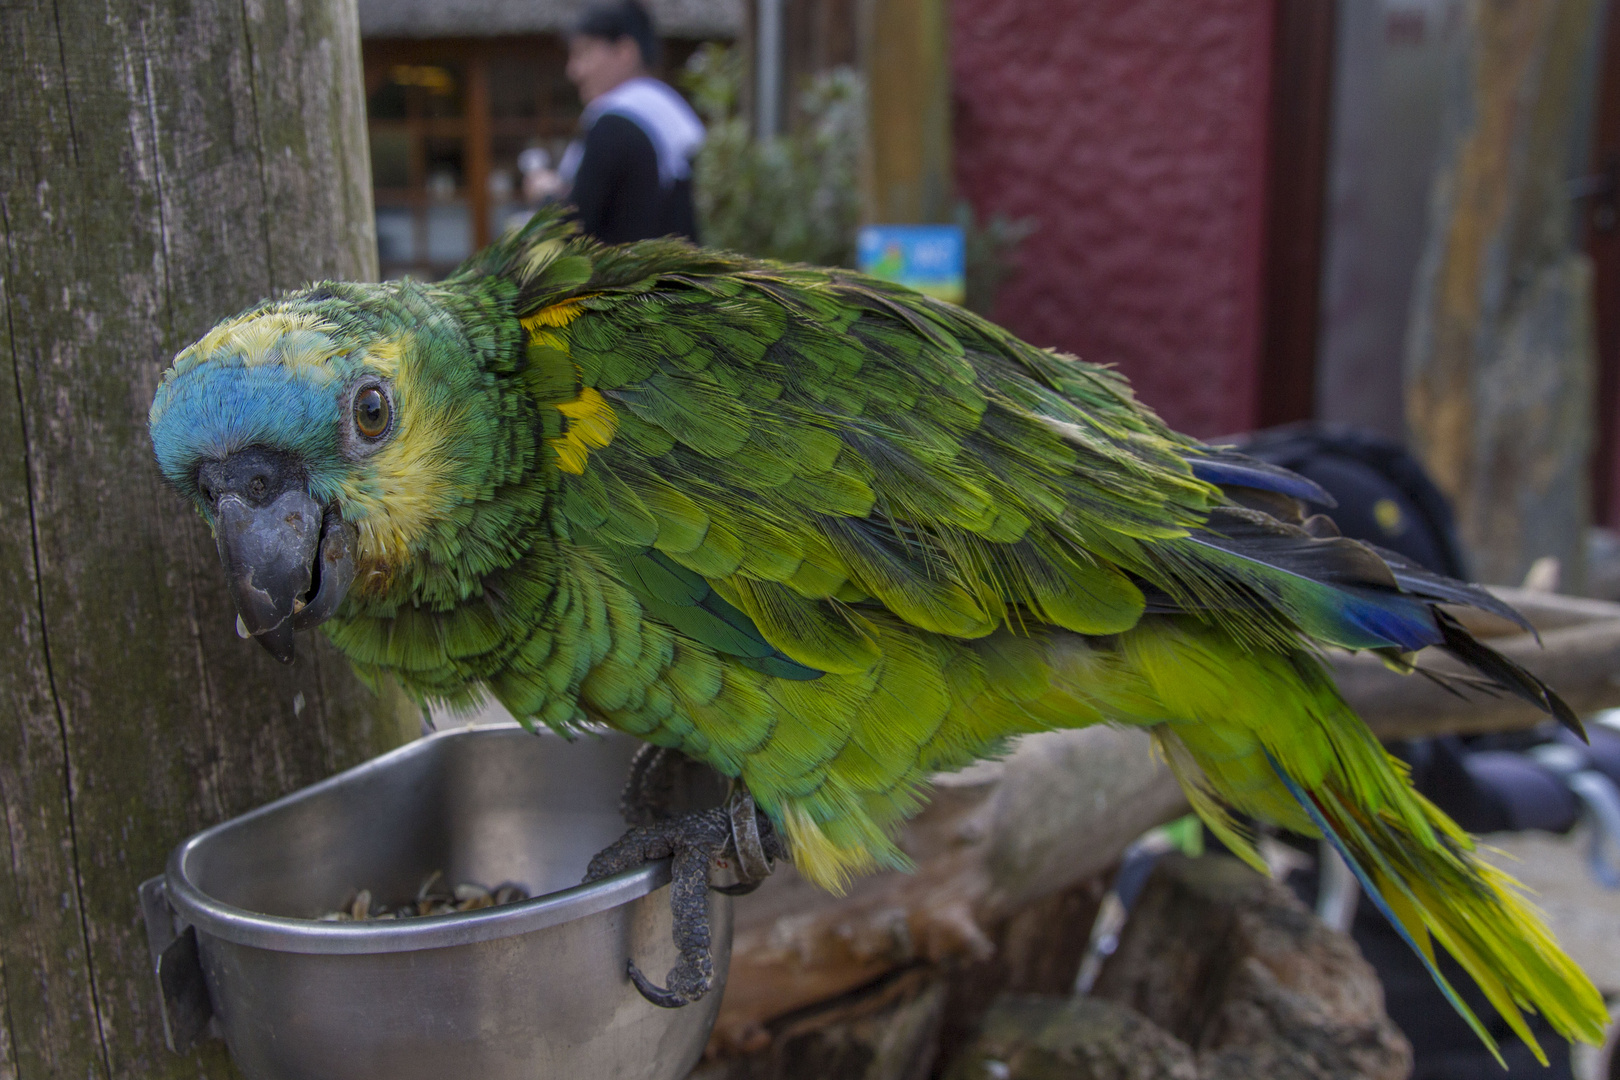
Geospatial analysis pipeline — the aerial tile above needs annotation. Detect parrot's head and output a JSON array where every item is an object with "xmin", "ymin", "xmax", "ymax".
[{"xmin": 148, "ymin": 280, "xmax": 521, "ymax": 663}]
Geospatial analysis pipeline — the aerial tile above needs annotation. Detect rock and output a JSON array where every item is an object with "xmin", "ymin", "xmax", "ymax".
[
  {"xmin": 708, "ymin": 855, "xmax": 1410, "ymax": 1080},
  {"xmin": 942, "ymin": 995, "xmax": 1200, "ymax": 1080},
  {"xmin": 1093, "ymin": 854, "xmax": 1411, "ymax": 1080}
]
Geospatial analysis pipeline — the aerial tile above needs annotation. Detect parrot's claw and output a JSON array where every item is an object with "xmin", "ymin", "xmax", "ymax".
[
  {"xmin": 619, "ymin": 744, "xmax": 684, "ymax": 826},
  {"xmin": 618, "ymin": 743, "xmax": 735, "ymax": 826},
  {"xmin": 626, "ymin": 958, "xmax": 701, "ymax": 1009},
  {"xmin": 583, "ymin": 787, "xmax": 784, "ymax": 1008}
]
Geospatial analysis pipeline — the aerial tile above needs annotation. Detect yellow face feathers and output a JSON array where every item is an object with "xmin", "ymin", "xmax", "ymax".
[
  {"xmin": 361, "ymin": 335, "xmax": 406, "ymax": 379},
  {"xmin": 194, "ymin": 311, "xmax": 339, "ymax": 369},
  {"xmin": 339, "ymin": 340, "xmax": 462, "ymax": 582},
  {"xmin": 160, "ymin": 311, "xmax": 344, "ymax": 392}
]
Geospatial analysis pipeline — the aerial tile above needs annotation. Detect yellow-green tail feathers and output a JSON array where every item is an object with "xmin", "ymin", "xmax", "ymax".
[
  {"xmin": 1127, "ymin": 619, "xmax": 1607, "ymax": 1061},
  {"xmin": 1285, "ymin": 757, "xmax": 1604, "ymax": 1062}
]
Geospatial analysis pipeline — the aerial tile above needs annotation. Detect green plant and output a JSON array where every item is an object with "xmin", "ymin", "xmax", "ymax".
[
  {"xmin": 683, "ymin": 45, "xmax": 1033, "ymax": 315},
  {"xmin": 957, "ymin": 201, "xmax": 1035, "ymax": 318},
  {"xmin": 684, "ymin": 45, "xmax": 863, "ymax": 268}
]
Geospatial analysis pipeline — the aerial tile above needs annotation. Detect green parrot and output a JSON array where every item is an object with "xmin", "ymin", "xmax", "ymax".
[{"xmin": 149, "ymin": 207, "xmax": 1605, "ymax": 1053}]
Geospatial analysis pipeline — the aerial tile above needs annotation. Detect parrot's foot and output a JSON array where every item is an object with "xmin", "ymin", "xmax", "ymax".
[
  {"xmin": 583, "ymin": 787, "xmax": 784, "ymax": 1008},
  {"xmin": 617, "ymin": 743, "xmax": 735, "ymax": 826},
  {"xmin": 620, "ymin": 744, "xmax": 688, "ymax": 825}
]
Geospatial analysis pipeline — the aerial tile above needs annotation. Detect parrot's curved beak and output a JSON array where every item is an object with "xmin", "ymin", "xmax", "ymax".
[{"xmin": 202, "ymin": 450, "xmax": 356, "ymax": 664}]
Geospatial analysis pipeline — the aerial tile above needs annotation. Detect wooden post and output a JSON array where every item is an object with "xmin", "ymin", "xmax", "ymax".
[
  {"xmin": 0, "ymin": 0, "xmax": 413, "ymax": 1076},
  {"xmin": 860, "ymin": 0, "xmax": 953, "ymax": 225},
  {"xmin": 1405, "ymin": 0, "xmax": 1609, "ymax": 587},
  {"xmin": 1584, "ymin": 8, "xmax": 1620, "ymax": 527}
]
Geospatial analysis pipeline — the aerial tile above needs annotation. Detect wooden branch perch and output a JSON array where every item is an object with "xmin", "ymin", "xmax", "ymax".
[
  {"xmin": 712, "ymin": 586, "xmax": 1620, "ymax": 1052},
  {"xmin": 715, "ymin": 724, "xmax": 1188, "ymax": 1053}
]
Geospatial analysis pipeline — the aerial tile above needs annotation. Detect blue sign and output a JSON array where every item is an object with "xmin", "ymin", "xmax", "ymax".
[{"xmin": 857, "ymin": 225, "xmax": 966, "ymax": 304}]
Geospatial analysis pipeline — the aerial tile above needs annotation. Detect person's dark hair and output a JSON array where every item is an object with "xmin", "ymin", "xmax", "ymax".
[{"xmin": 574, "ymin": 1, "xmax": 661, "ymax": 69}]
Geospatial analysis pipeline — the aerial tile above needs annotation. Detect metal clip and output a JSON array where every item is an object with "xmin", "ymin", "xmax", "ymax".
[
  {"xmin": 138, "ymin": 876, "xmax": 215, "ymax": 1054},
  {"xmin": 712, "ymin": 789, "xmax": 778, "ymax": 897},
  {"xmin": 727, "ymin": 789, "xmax": 773, "ymax": 884}
]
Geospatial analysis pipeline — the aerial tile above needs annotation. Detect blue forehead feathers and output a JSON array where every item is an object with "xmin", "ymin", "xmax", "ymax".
[{"xmin": 149, "ymin": 358, "xmax": 353, "ymax": 501}]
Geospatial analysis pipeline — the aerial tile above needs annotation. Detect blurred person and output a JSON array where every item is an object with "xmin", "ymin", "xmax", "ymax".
[{"xmin": 526, "ymin": 0, "xmax": 703, "ymax": 243}]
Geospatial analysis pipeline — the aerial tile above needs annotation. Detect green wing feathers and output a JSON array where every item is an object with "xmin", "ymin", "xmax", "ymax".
[{"xmin": 431, "ymin": 210, "xmax": 1606, "ymax": 1045}]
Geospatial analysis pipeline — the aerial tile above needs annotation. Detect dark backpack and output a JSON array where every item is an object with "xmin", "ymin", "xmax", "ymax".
[{"xmin": 1233, "ymin": 422, "xmax": 1469, "ymax": 580}]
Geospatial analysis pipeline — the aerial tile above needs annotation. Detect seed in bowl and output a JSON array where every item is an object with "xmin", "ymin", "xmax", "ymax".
[{"xmin": 318, "ymin": 871, "xmax": 531, "ymax": 921}]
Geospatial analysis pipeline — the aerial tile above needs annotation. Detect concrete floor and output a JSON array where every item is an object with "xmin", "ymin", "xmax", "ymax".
[
  {"xmin": 1475, "ymin": 823, "xmax": 1620, "ymax": 1080},
  {"xmin": 1477, "ymin": 823, "xmax": 1620, "ymax": 994}
]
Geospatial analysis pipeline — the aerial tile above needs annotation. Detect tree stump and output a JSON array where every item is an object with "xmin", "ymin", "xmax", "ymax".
[
  {"xmin": 1093, "ymin": 855, "xmax": 1411, "ymax": 1080},
  {"xmin": 943, "ymin": 856, "xmax": 1411, "ymax": 1080},
  {"xmin": 0, "ymin": 1, "xmax": 410, "ymax": 1076},
  {"xmin": 944, "ymin": 996, "xmax": 1200, "ymax": 1080}
]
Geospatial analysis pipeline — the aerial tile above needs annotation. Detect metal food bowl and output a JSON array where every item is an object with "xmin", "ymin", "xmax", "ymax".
[{"xmin": 139, "ymin": 723, "xmax": 731, "ymax": 1080}]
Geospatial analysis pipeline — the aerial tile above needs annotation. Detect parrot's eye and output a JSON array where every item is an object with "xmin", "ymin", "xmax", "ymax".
[{"xmin": 353, "ymin": 385, "xmax": 391, "ymax": 440}]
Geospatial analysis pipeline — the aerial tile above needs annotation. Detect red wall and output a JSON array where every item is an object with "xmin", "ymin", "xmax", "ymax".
[{"xmin": 954, "ymin": 0, "xmax": 1277, "ymax": 437}]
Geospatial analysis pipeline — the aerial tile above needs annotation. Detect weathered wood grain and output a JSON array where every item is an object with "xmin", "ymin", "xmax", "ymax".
[
  {"xmin": 861, "ymin": 0, "xmax": 953, "ymax": 224},
  {"xmin": 0, "ymin": 1, "xmax": 407, "ymax": 1076},
  {"xmin": 1405, "ymin": 0, "xmax": 1609, "ymax": 588}
]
